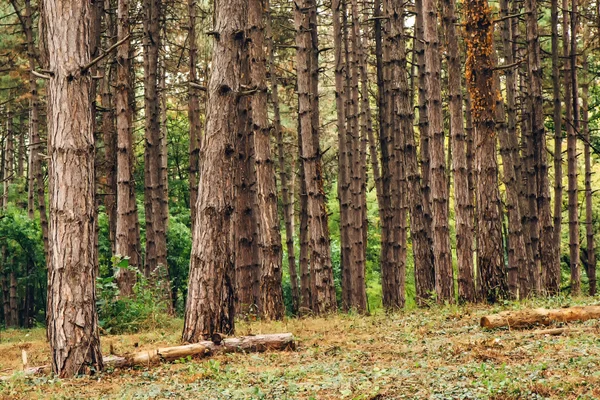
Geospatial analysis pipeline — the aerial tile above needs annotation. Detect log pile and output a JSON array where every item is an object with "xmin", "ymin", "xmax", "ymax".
[
  {"xmin": 480, "ymin": 306, "xmax": 600, "ymax": 329},
  {"xmin": 1, "ymin": 333, "xmax": 295, "ymax": 380}
]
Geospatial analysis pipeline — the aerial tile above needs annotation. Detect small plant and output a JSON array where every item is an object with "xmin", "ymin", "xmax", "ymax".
[{"xmin": 96, "ymin": 256, "xmax": 170, "ymax": 334}]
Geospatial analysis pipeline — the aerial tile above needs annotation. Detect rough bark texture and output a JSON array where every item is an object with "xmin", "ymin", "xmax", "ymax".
[
  {"xmin": 481, "ymin": 306, "xmax": 600, "ymax": 329},
  {"xmin": 549, "ymin": 0, "xmax": 562, "ymax": 294},
  {"xmin": 423, "ymin": 0, "xmax": 453, "ymax": 302},
  {"xmin": 115, "ymin": 0, "xmax": 142, "ymax": 295},
  {"xmin": 527, "ymin": 0, "xmax": 555, "ymax": 295},
  {"xmin": 567, "ymin": 0, "xmax": 580, "ymax": 295},
  {"xmin": 182, "ymin": 0, "xmax": 246, "ymax": 341},
  {"xmin": 268, "ymin": 3, "xmax": 298, "ymax": 313},
  {"xmin": 294, "ymin": 0, "xmax": 336, "ymax": 314},
  {"xmin": 44, "ymin": 0, "xmax": 103, "ymax": 377},
  {"xmin": 143, "ymin": 0, "xmax": 168, "ymax": 279},
  {"xmin": 248, "ymin": 0, "xmax": 285, "ymax": 320},
  {"xmin": 443, "ymin": 0, "xmax": 475, "ymax": 302},
  {"xmin": 582, "ymin": 59, "xmax": 596, "ymax": 296},
  {"xmin": 465, "ymin": 0, "xmax": 507, "ymax": 303},
  {"xmin": 188, "ymin": 0, "xmax": 201, "ymax": 232}
]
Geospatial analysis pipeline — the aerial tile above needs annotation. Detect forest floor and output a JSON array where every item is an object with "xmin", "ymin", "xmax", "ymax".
[{"xmin": 1, "ymin": 296, "xmax": 600, "ymax": 399}]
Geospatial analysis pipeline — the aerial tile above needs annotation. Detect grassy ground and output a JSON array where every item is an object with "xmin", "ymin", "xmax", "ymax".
[{"xmin": 1, "ymin": 296, "xmax": 599, "ymax": 399}]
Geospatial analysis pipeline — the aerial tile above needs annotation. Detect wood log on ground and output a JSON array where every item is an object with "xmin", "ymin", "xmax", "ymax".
[
  {"xmin": 1, "ymin": 333, "xmax": 295, "ymax": 380},
  {"xmin": 480, "ymin": 306, "xmax": 600, "ymax": 329}
]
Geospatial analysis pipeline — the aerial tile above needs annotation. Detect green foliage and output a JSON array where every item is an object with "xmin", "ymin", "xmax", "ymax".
[{"xmin": 96, "ymin": 257, "xmax": 170, "ymax": 334}]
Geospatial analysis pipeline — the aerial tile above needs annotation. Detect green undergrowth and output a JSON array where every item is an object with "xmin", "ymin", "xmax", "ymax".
[{"xmin": 1, "ymin": 296, "xmax": 600, "ymax": 399}]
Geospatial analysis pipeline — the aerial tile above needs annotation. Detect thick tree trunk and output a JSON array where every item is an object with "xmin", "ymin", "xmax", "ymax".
[
  {"xmin": 294, "ymin": 0, "xmax": 336, "ymax": 314},
  {"xmin": 423, "ymin": 0, "xmax": 453, "ymax": 302},
  {"xmin": 481, "ymin": 306, "xmax": 600, "ymax": 329},
  {"xmin": 582, "ymin": 59, "xmax": 596, "ymax": 296},
  {"xmin": 44, "ymin": 0, "xmax": 103, "ymax": 377},
  {"xmin": 248, "ymin": 0, "xmax": 285, "ymax": 320},
  {"xmin": 115, "ymin": 0, "xmax": 142, "ymax": 295},
  {"xmin": 443, "ymin": 0, "xmax": 475, "ymax": 302},
  {"xmin": 182, "ymin": 0, "xmax": 246, "ymax": 341},
  {"xmin": 188, "ymin": 0, "xmax": 201, "ymax": 232},
  {"xmin": 465, "ymin": 0, "xmax": 507, "ymax": 303}
]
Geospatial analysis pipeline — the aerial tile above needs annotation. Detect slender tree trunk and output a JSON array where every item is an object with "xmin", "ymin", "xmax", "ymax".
[
  {"xmin": 334, "ymin": 0, "xmax": 352, "ymax": 310},
  {"xmin": 526, "ymin": 0, "xmax": 555, "ymax": 294},
  {"xmin": 442, "ymin": 0, "xmax": 475, "ymax": 302},
  {"xmin": 268, "ymin": 3, "xmax": 298, "ymax": 314},
  {"xmin": 44, "ymin": 0, "xmax": 103, "ymax": 377},
  {"xmin": 101, "ymin": 5, "xmax": 117, "ymax": 257},
  {"xmin": 143, "ymin": 0, "xmax": 168, "ymax": 279},
  {"xmin": 248, "ymin": 0, "xmax": 285, "ymax": 320},
  {"xmin": 115, "ymin": 0, "xmax": 142, "ymax": 294},
  {"xmin": 465, "ymin": 0, "xmax": 507, "ymax": 303},
  {"xmin": 298, "ymin": 139, "xmax": 311, "ymax": 312},
  {"xmin": 567, "ymin": 0, "xmax": 580, "ymax": 295},
  {"xmin": 188, "ymin": 0, "xmax": 201, "ymax": 232},
  {"xmin": 235, "ymin": 35, "xmax": 260, "ymax": 316},
  {"xmin": 549, "ymin": 0, "xmax": 562, "ymax": 294},
  {"xmin": 582, "ymin": 58, "xmax": 596, "ymax": 296},
  {"xmin": 423, "ymin": 0, "xmax": 453, "ymax": 301},
  {"xmin": 294, "ymin": 0, "xmax": 336, "ymax": 314},
  {"xmin": 182, "ymin": 0, "xmax": 246, "ymax": 341}
]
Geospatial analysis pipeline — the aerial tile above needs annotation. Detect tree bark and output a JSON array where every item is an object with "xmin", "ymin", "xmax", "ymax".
[
  {"xmin": 249, "ymin": 0, "xmax": 285, "ymax": 320},
  {"xmin": 294, "ymin": 0, "xmax": 336, "ymax": 314},
  {"xmin": 582, "ymin": 59, "xmax": 596, "ymax": 296},
  {"xmin": 44, "ymin": 0, "xmax": 103, "ymax": 377},
  {"xmin": 115, "ymin": 0, "xmax": 142, "ymax": 295},
  {"xmin": 188, "ymin": 0, "xmax": 201, "ymax": 232},
  {"xmin": 442, "ymin": 0, "xmax": 475, "ymax": 302},
  {"xmin": 481, "ymin": 306, "xmax": 600, "ymax": 329},
  {"xmin": 182, "ymin": 0, "xmax": 246, "ymax": 341},
  {"xmin": 423, "ymin": 0, "xmax": 453, "ymax": 302},
  {"xmin": 567, "ymin": 0, "xmax": 580, "ymax": 295},
  {"xmin": 269, "ymin": 5, "xmax": 299, "ymax": 313},
  {"xmin": 549, "ymin": 0, "xmax": 562, "ymax": 294},
  {"xmin": 465, "ymin": 0, "xmax": 507, "ymax": 303}
]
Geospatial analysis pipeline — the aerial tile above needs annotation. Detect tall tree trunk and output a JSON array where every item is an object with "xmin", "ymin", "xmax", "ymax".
[
  {"xmin": 44, "ymin": 0, "xmax": 103, "ymax": 377},
  {"xmin": 298, "ymin": 138, "xmax": 311, "ymax": 312},
  {"xmin": 526, "ymin": 0, "xmax": 555, "ymax": 294},
  {"xmin": 582, "ymin": 58, "xmax": 596, "ymax": 296},
  {"xmin": 294, "ymin": 0, "xmax": 336, "ymax": 314},
  {"xmin": 443, "ymin": 0, "xmax": 475, "ymax": 302},
  {"xmin": 567, "ymin": 0, "xmax": 580, "ymax": 295},
  {"xmin": 549, "ymin": 0, "xmax": 562, "ymax": 294},
  {"xmin": 115, "ymin": 0, "xmax": 142, "ymax": 295},
  {"xmin": 347, "ymin": 0, "xmax": 368, "ymax": 312},
  {"xmin": 465, "ymin": 0, "xmax": 507, "ymax": 303},
  {"xmin": 143, "ymin": 0, "xmax": 168, "ymax": 280},
  {"xmin": 101, "ymin": 5, "xmax": 117, "ymax": 257},
  {"xmin": 182, "ymin": 0, "xmax": 246, "ymax": 341},
  {"xmin": 268, "ymin": 7, "xmax": 298, "ymax": 314},
  {"xmin": 249, "ymin": 0, "xmax": 285, "ymax": 320},
  {"xmin": 333, "ymin": 0, "xmax": 352, "ymax": 310},
  {"xmin": 423, "ymin": 0, "xmax": 453, "ymax": 301},
  {"xmin": 188, "ymin": 0, "xmax": 201, "ymax": 232}
]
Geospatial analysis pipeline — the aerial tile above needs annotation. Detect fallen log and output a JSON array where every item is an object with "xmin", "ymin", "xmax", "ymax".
[
  {"xmin": 480, "ymin": 306, "xmax": 600, "ymax": 329},
  {"xmin": 1, "ymin": 333, "xmax": 295, "ymax": 380}
]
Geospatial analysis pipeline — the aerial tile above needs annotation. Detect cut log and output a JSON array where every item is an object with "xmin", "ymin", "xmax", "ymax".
[
  {"xmin": 481, "ymin": 306, "xmax": 600, "ymax": 329},
  {"xmin": 1, "ymin": 333, "xmax": 295, "ymax": 380}
]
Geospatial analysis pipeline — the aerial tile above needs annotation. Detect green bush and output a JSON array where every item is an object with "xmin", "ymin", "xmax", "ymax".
[{"xmin": 96, "ymin": 256, "xmax": 170, "ymax": 334}]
